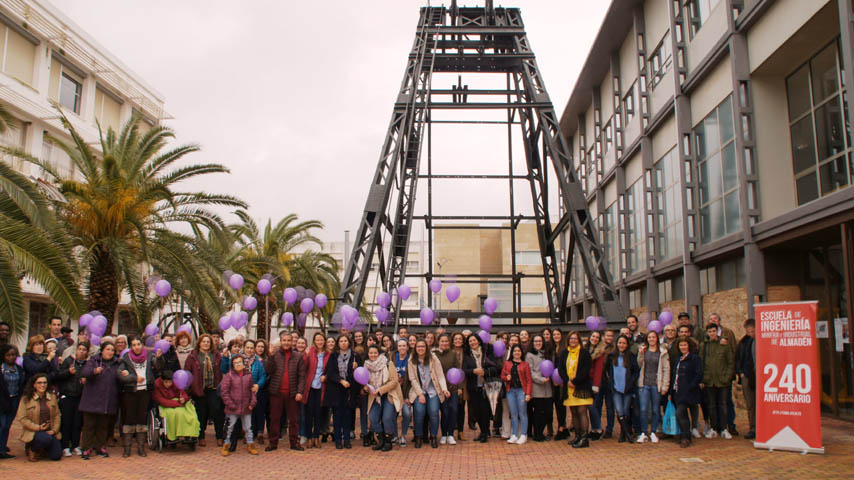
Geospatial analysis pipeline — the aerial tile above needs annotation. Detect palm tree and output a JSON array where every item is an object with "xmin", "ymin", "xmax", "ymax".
[
  {"xmin": 7, "ymin": 109, "xmax": 245, "ymax": 331},
  {"xmin": 285, "ymin": 249, "xmax": 340, "ymax": 334}
]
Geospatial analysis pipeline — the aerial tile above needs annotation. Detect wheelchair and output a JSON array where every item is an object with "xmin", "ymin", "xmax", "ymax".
[{"xmin": 147, "ymin": 406, "xmax": 198, "ymax": 452}]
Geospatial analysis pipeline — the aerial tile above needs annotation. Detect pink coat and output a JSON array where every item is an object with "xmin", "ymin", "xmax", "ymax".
[{"xmin": 221, "ymin": 369, "xmax": 257, "ymax": 415}]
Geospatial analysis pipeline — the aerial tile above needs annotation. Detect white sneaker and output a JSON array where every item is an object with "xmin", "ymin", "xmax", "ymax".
[
  {"xmin": 446, "ymin": 435, "xmax": 457, "ymax": 445},
  {"xmin": 650, "ymin": 433, "xmax": 659, "ymax": 443},
  {"xmin": 399, "ymin": 438, "xmax": 407, "ymax": 447},
  {"xmin": 637, "ymin": 432, "xmax": 648, "ymax": 443},
  {"xmin": 691, "ymin": 428, "xmax": 701, "ymax": 439},
  {"xmin": 515, "ymin": 435, "xmax": 527, "ymax": 444},
  {"xmin": 721, "ymin": 429, "xmax": 732, "ymax": 439},
  {"xmin": 62, "ymin": 448, "xmax": 72, "ymax": 457},
  {"xmin": 703, "ymin": 425, "xmax": 712, "ymax": 436},
  {"xmin": 507, "ymin": 435, "xmax": 518, "ymax": 444},
  {"xmin": 440, "ymin": 436, "xmax": 447, "ymax": 445},
  {"xmin": 73, "ymin": 447, "xmax": 83, "ymax": 455},
  {"xmin": 705, "ymin": 429, "xmax": 718, "ymax": 439}
]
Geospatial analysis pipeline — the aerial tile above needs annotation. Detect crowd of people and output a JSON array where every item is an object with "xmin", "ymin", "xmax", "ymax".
[{"xmin": 0, "ymin": 310, "xmax": 757, "ymax": 461}]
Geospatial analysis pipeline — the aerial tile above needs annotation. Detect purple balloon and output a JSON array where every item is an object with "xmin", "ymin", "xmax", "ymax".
[
  {"xmin": 397, "ymin": 285, "xmax": 411, "ymax": 301},
  {"xmin": 300, "ymin": 297, "xmax": 315, "ymax": 314},
  {"xmin": 283, "ymin": 288, "xmax": 298, "ymax": 304},
  {"xmin": 90, "ymin": 334, "xmax": 101, "ymax": 346},
  {"xmin": 15, "ymin": 356, "xmax": 23, "ymax": 367},
  {"xmin": 550, "ymin": 369, "xmax": 563, "ymax": 385},
  {"xmin": 233, "ymin": 311, "xmax": 249, "ymax": 330},
  {"xmin": 315, "ymin": 293, "xmax": 328, "ymax": 309},
  {"xmin": 281, "ymin": 312, "xmax": 294, "ymax": 327},
  {"xmin": 585, "ymin": 315, "xmax": 599, "ymax": 331},
  {"xmin": 376, "ymin": 292, "xmax": 391, "ymax": 308},
  {"xmin": 257, "ymin": 278, "xmax": 272, "ymax": 295},
  {"xmin": 484, "ymin": 297, "xmax": 498, "ymax": 315},
  {"xmin": 445, "ymin": 285, "xmax": 461, "ymax": 303},
  {"xmin": 79, "ymin": 313, "xmax": 93, "ymax": 328},
  {"xmin": 341, "ymin": 305, "xmax": 359, "ymax": 324},
  {"xmin": 477, "ymin": 330, "xmax": 490, "ymax": 345},
  {"xmin": 648, "ymin": 320, "xmax": 663, "ymax": 333},
  {"xmin": 492, "ymin": 339, "xmax": 506, "ymax": 358},
  {"xmin": 305, "ymin": 289, "xmax": 316, "ymax": 301},
  {"xmin": 446, "ymin": 367, "xmax": 464, "ymax": 385},
  {"xmin": 154, "ymin": 279, "xmax": 171, "ymax": 298},
  {"xmin": 294, "ymin": 286, "xmax": 306, "ymax": 301},
  {"xmin": 478, "ymin": 315, "xmax": 492, "ymax": 332},
  {"xmin": 228, "ymin": 273, "xmax": 244, "ymax": 290},
  {"xmin": 375, "ymin": 307, "xmax": 390, "ymax": 324},
  {"xmin": 539, "ymin": 359, "xmax": 555, "ymax": 378},
  {"xmin": 420, "ymin": 307, "xmax": 434, "ymax": 326},
  {"xmin": 121, "ymin": 348, "xmax": 130, "ymax": 358},
  {"xmin": 342, "ymin": 314, "xmax": 358, "ymax": 331},
  {"xmin": 297, "ymin": 313, "xmax": 307, "ymax": 328},
  {"xmin": 154, "ymin": 339, "xmax": 171, "ymax": 354},
  {"xmin": 89, "ymin": 315, "xmax": 107, "ymax": 337},
  {"xmin": 144, "ymin": 323, "xmax": 159, "ymax": 337},
  {"xmin": 90, "ymin": 311, "xmax": 102, "ymax": 317},
  {"xmin": 353, "ymin": 366, "xmax": 370, "ymax": 385},
  {"xmin": 173, "ymin": 370, "xmax": 191, "ymax": 391},
  {"xmin": 144, "ymin": 336, "xmax": 156, "ymax": 347},
  {"xmin": 218, "ymin": 315, "xmax": 232, "ymax": 330},
  {"xmin": 659, "ymin": 311, "xmax": 674, "ymax": 326},
  {"xmin": 177, "ymin": 324, "xmax": 192, "ymax": 335},
  {"xmin": 429, "ymin": 279, "xmax": 442, "ymax": 294},
  {"xmin": 244, "ymin": 296, "xmax": 258, "ymax": 311}
]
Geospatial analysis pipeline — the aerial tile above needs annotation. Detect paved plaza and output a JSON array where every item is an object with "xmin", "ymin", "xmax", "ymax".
[{"xmin": 2, "ymin": 413, "xmax": 852, "ymax": 479}]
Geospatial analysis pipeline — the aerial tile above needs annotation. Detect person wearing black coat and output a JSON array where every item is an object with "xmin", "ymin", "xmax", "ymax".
[
  {"xmin": 462, "ymin": 334, "xmax": 499, "ymax": 443},
  {"xmin": 602, "ymin": 335, "xmax": 640, "ymax": 443},
  {"xmin": 117, "ymin": 335, "xmax": 160, "ymax": 457},
  {"xmin": 323, "ymin": 335, "xmax": 361, "ymax": 449},
  {"xmin": 1, "ymin": 344, "xmax": 25, "ymax": 459},
  {"xmin": 672, "ymin": 338, "xmax": 702, "ymax": 447},
  {"xmin": 557, "ymin": 331, "xmax": 594, "ymax": 448},
  {"xmin": 22, "ymin": 336, "xmax": 55, "ymax": 387},
  {"xmin": 53, "ymin": 342, "xmax": 90, "ymax": 456}
]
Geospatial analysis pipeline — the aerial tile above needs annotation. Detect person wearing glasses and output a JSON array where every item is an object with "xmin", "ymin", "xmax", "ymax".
[{"xmin": 15, "ymin": 373, "xmax": 62, "ymax": 461}]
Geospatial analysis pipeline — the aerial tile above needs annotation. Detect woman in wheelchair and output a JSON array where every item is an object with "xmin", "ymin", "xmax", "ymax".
[{"xmin": 152, "ymin": 371, "xmax": 200, "ymax": 444}]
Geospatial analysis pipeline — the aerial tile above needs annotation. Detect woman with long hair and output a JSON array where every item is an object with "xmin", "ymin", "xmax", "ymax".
[
  {"xmin": 424, "ymin": 332, "xmax": 436, "ymax": 352},
  {"xmin": 603, "ymin": 335, "xmax": 640, "ymax": 443},
  {"xmin": 301, "ymin": 333, "xmax": 328, "ymax": 449},
  {"xmin": 393, "ymin": 338, "xmax": 412, "ymax": 446},
  {"xmin": 363, "ymin": 344, "xmax": 402, "ymax": 452},
  {"xmin": 15, "ymin": 373, "xmax": 61, "ymax": 461},
  {"xmin": 184, "ymin": 334, "xmax": 224, "ymax": 447},
  {"xmin": 22, "ymin": 336, "xmax": 54, "ymax": 387},
  {"xmin": 502, "ymin": 344, "xmax": 532, "ymax": 444},
  {"xmin": 117, "ymin": 335, "xmax": 160, "ymax": 457},
  {"xmin": 450, "ymin": 332, "xmax": 468, "ymax": 441},
  {"xmin": 526, "ymin": 335, "xmax": 552, "ymax": 442},
  {"xmin": 636, "ymin": 330, "xmax": 670, "ymax": 444},
  {"xmin": 79, "ymin": 340, "xmax": 121, "ymax": 459},
  {"xmin": 558, "ymin": 331, "xmax": 593, "ymax": 449},
  {"xmin": 252, "ymin": 339, "xmax": 269, "ymax": 445},
  {"xmin": 381, "ymin": 335, "xmax": 394, "ymax": 356},
  {"xmin": 407, "ymin": 339, "xmax": 449, "ymax": 448},
  {"xmin": 323, "ymin": 335, "xmax": 360, "ymax": 449},
  {"xmin": 434, "ymin": 333, "xmax": 462, "ymax": 445},
  {"xmin": 462, "ymin": 333, "xmax": 498, "ymax": 443},
  {"xmin": 1, "ymin": 344, "xmax": 25, "ymax": 459},
  {"xmin": 586, "ymin": 330, "xmax": 609, "ymax": 440},
  {"xmin": 551, "ymin": 328, "xmax": 568, "ymax": 440},
  {"xmin": 173, "ymin": 331, "xmax": 194, "ymax": 370}
]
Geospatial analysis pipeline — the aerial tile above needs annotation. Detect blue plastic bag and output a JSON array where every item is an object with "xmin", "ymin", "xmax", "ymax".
[{"xmin": 663, "ymin": 400, "xmax": 680, "ymax": 436}]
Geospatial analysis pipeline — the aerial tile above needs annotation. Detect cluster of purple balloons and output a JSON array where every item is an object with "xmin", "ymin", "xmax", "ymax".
[
  {"xmin": 219, "ymin": 311, "xmax": 250, "ymax": 331},
  {"xmin": 79, "ymin": 311, "xmax": 108, "ymax": 345},
  {"xmin": 585, "ymin": 315, "xmax": 607, "ymax": 331},
  {"xmin": 427, "ymin": 279, "xmax": 461, "ymax": 304},
  {"xmin": 647, "ymin": 310, "xmax": 674, "ymax": 334}
]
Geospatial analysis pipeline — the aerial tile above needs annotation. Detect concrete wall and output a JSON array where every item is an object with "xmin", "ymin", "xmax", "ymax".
[
  {"xmin": 748, "ymin": 0, "xmax": 832, "ymax": 73},
  {"xmin": 686, "ymin": 0, "xmax": 728, "ymax": 73},
  {"xmin": 752, "ymin": 75, "xmax": 796, "ymax": 219},
  {"xmin": 690, "ymin": 55, "xmax": 732, "ymax": 125}
]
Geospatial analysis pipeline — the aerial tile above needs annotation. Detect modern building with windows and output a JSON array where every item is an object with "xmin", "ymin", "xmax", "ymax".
[
  {"xmin": 558, "ymin": 0, "xmax": 854, "ymax": 418},
  {"xmin": 0, "ymin": 0, "xmax": 167, "ymax": 339}
]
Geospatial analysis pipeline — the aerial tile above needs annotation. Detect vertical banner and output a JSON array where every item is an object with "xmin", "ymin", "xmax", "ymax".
[{"xmin": 754, "ymin": 301, "xmax": 824, "ymax": 454}]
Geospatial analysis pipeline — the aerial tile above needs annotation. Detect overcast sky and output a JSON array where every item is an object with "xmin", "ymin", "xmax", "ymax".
[{"xmin": 58, "ymin": 0, "xmax": 609, "ymax": 243}]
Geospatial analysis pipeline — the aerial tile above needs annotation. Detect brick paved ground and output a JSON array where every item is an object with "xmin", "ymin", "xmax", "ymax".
[{"xmin": 2, "ymin": 411, "xmax": 851, "ymax": 479}]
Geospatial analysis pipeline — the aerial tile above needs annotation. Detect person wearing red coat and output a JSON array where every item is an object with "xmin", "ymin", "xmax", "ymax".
[
  {"xmin": 501, "ymin": 345, "xmax": 532, "ymax": 444},
  {"xmin": 301, "ymin": 334, "xmax": 330, "ymax": 449},
  {"xmin": 151, "ymin": 372, "xmax": 199, "ymax": 442},
  {"xmin": 182, "ymin": 334, "xmax": 224, "ymax": 446},
  {"xmin": 220, "ymin": 356, "xmax": 258, "ymax": 455}
]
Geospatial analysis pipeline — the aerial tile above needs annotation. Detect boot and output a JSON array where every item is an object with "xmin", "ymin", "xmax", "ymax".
[
  {"xmin": 221, "ymin": 442, "xmax": 231, "ymax": 456},
  {"xmin": 363, "ymin": 432, "xmax": 372, "ymax": 447},
  {"xmin": 414, "ymin": 437, "xmax": 422, "ymax": 448},
  {"xmin": 372, "ymin": 433, "xmax": 385, "ymax": 451},
  {"xmin": 247, "ymin": 442, "xmax": 259, "ymax": 455},
  {"xmin": 381, "ymin": 434, "xmax": 393, "ymax": 452},
  {"xmin": 136, "ymin": 431, "xmax": 148, "ymax": 457},
  {"xmin": 572, "ymin": 433, "xmax": 589, "ymax": 449},
  {"xmin": 617, "ymin": 417, "xmax": 628, "ymax": 443},
  {"xmin": 122, "ymin": 432, "xmax": 133, "ymax": 457}
]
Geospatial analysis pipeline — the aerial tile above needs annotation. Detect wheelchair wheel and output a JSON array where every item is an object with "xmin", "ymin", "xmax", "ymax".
[{"xmin": 147, "ymin": 409, "xmax": 163, "ymax": 453}]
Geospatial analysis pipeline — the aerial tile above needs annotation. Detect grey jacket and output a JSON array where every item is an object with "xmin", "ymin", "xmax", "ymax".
[{"xmin": 525, "ymin": 351, "xmax": 552, "ymax": 398}]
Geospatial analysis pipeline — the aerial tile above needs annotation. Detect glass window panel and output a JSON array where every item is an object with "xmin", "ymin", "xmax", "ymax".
[
  {"xmin": 811, "ymin": 43, "xmax": 840, "ymax": 105},
  {"xmin": 724, "ymin": 191, "xmax": 741, "ymax": 235},
  {"xmin": 705, "ymin": 153, "xmax": 723, "ymax": 201},
  {"xmin": 695, "ymin": 110, "xmax": 719, "ymax": 160},
  {"xmin": 707, "ymin": 200, "xmax": 724, "ymax": 242},
  {"xmin": 796, "ymin": 171, "xmax": 819, "ymax": 205},
  {"xmin": 719, "ymin": 96, "xmax": 734, "ymax": 142},
  {"xmin": 814, "ymin": 96, "xmax": 845, "ymax": 160},
  {"xmin": 786, "ymin": 65, "xmax": 811, "ymax": 119},
  {"xmin": 722, "ymin": 142, "xmax": 738, "ymax": 191},
  {"xmin": 790, "ymin": 115, "xmax": 817, "ymax": 174},
  {"xmin": 819, "ymin": 155, "xmax": 850, "ymax": 194},
  {"xmin": 59, "ymin": 74, "xmax": 81, "ymax": 113}
]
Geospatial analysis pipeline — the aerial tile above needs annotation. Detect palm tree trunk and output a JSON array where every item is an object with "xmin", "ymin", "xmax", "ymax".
[
  {"xmin": 88, "ymin": 247, "xmax": 119, "ymax": 333},
  {"xmin": 197, "ymin": 310, "xmax": 215, "ymax": 333},
  {"xmin": 256, "ymin": 297, "xmax": 269, "ymax": 341}
]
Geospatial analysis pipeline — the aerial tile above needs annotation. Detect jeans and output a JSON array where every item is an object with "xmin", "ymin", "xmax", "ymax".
[
  {"xmin": 413, "ymin": 394, "xmax": 440, "ymax": 437},
  {"xmin": 400, "ymin": 402, "xmax": 412, "ymax": 439},
  {"xmin": 225, "ymin": 414, "xmax": 253, "ymax": 444},
  {"xmin": 252, "ymin": 388, "xmax": 268, "ymax": 436},
  {"xmin": 306, "ymin": 388, "xmax": 326, "ymax": 439},
  {"xmin": 29, "ymin": 431, "xmax": 62, "ymax": 460},
  {"xmin": 705, "ymin": 386, "xmax": 728, "ymax": 433},
  {"xmin": 193, "ymin": 388, "xmax": 224, "ymax": 440},
  {"xmin": 612, "ymin": 391, "xmax": 632, "ymax": 417},
  {"xmin": 369, "ymin": 395, "xmax": 397, "ymax": 435},
  {"xmin": 440, "ymin": 391, "xmax": 459, "ymax": 437},
  {"xmin": 353, "ymin": 394, "xmax": 369, "ymax": 437},
  {"xmin": 505, "ymin": 388, "xmax": 528, "ymax": 437},
  {"xmin": 638, "ymin": 385, "xmax": 661, "ymax": 434},
  {"xmin": 298, "ymin": 402, "xmax": 308, "ymax": 439},
  {"xmin": 59, "ymin": 395, "xmax": 83, "ymax": 449},
  {"xmin": 332, "ymin": 405, "xmax": 352, "ymax": 445},
  {"xmin": 592, "ymin": 386, "xmax": 613, "ymax": 432},
  {"xmin": 0, "ymin": 395, "xmax": 19, "ymax": 454},
  {"xmin": 631, "ymin": 393, "xmax": 641, "ymax": 432}
]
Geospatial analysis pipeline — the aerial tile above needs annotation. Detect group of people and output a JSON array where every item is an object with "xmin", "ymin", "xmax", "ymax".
[{"xmin": 0, "ymin": 309, "xmax": 757, "ymax": 461}]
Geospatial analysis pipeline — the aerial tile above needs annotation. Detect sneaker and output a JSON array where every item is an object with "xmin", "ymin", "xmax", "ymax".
[
  {"xmin": 440, "ymin": 436, "xmax": 447, "ymax": 445},
  {"xmin": 704, "ymin": 429, "xmax": 718, "ymax": 439},
  {"xmin": 63, "ymin": 448, "xmax": 72, "ymax": 457},
  {"xmin": 691, "ymin": 428, "xmax": 701, "ymax": 439},
  {"xmin": 73, "ymin": 447, "xmax": 83, "ymax": 456},
  {"xmin": 650, "ymin": 433, "xmax": 659, "ymax": 444},
  {"xmin": 721, "ymin": 429, "xmax": 732, "ymax": 440},
  {"xmin": 703, "ymin": 425, "xmax": 712, "ymax": 437},
  {"xmin": 399, "ymin": 438, "xmax": 407, "ymax": 447},
  {"xmin": 96, "ymin": 447, "xmax": 109, "ymax": 457},
  {"xmin": 515, "ymin": 435, "xmax": 527, "ymax": 445},
  {"xmin": 745, "ymin": 431, "xmax": 756, "ymax": 440},
  {"xmin": 507, "ymin": 435, "xmax": 518, "ymax": 444},
  {"xmin": 637, "ymin": 433, "xmax": 648, "ymax": 443},
  {"xmin": 447, "ymin": 435, "xmax": 456, "ymax": 445}
]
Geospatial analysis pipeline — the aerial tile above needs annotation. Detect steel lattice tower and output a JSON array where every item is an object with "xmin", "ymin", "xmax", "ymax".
[{"xmin": 338, "ymin": 2, "xmax": 626, "ymax": 329}]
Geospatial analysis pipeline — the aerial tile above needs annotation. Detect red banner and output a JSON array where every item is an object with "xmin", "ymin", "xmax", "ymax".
[{"xmin": 754, "ymin": 301, "xmax": 824, "ymax": 454}]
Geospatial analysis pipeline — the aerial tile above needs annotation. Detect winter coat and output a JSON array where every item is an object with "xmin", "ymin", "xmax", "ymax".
[
  {"xmin": 53, "ymin": 356, "xmax": 87, "ymax": 398},
  {"xmin": 22, "ymin": 353, "xmax": 53, "ymax": 386},
  {"xmin": 264, "ymin": 348, "xmax": 306, "ymax": 399},
  {"xmin": 735, "ymin": 335, "xmax": 756, "ymax": 389},
  {"xmin": 700, "ymin": 338, "xmax": 734, "ymax": 387},
  {"xmin": 462, "ymin": 348, "xmax": 499, "ymax": 393},
  {"xmin": 603, "ymin": 351, "xmax": 640, "ymax": 395},
  {"xmin": 155, "ymin": 347, "xmax": 180, "ymax": 374},
  {"xmin": 152, "ymin": 378, "xmax": 190, "ymax": 408},
  {"xmin": 407, "ymin": 353, "xmax": 449, "ymax": 404},
  {"xmin": 79, "ymin": 354, "xmax": 121, "ymax": 415},
  {"xmin": 15, "ymin": 392, "xmax": 61, "ymax": 443},
  {"xmin": 557, "ymin": 347, "xmax": 593, "ymax": 400},
  {"xmin": 246, "ymin": 356, "xmax": 268, "ymax": 390},
  {"xmin": 366, "ymin": 362, "xmax": 404, "ymax": 413},
  {"xmin": 501, "ymin": 360, "xmax": 533, "ymax": 396},
  {"xmin": 184, "ymin": 350, "xmax": 222, "ymax": 398},
  {"xmin": 301, "ymin": 347, "xmax": 328, "ymax": 404},
  {"xmin": 117, "ymin": 351, "xmax": 158, "ymax": 393},
  {"xmin": 323, "ymin": 350, "xmax": 361, "ymax": 408},
  {"xmin": 0, "ymin": 363, "xmax": 25, "ymax": 413},
  {"xmin": 672, "ymin": 352, "xmax": 703, "ymax": 406},
  {"xmin": 525, "ymin": 351, "xmax": 552, "ymax": 398},
  {"xmin": 637, "ymin": 347, "xmax": 671, "ymax": 393},
  {"xmin": 221, "ymin": 369, "xmax": 257, "ymax": 415}
]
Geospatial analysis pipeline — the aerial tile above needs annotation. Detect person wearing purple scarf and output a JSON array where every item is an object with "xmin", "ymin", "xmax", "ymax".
[{"xmin": 118, "ymin": 335, "xmax": 161, "ymax": 457}]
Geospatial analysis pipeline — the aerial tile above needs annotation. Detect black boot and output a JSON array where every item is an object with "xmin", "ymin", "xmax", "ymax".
[
  {"xmin": 372, "ymin": 433, "xmax": 385, "ymax": 451},
  {"xmin": 617, "ymin": 417, "xmax": 627, "ymax": 443},
  {"xmin": 122, "ymin": 432, "xmax": 132, "ymax": 457},
  {"xmin": 363, "ymin": 433, "xmax": 372, "ymax": 447},
  {"xmin": 414, "ymin": 437, "xmax": 422, "ymax": 448},
  {"xmin": 572, "ymin": 433, "xmax": 589, "ymax": 449},
  {"xmin": 381, "ymin": 434, "xmax": 393, "ymax": 452},
  {"xmin": 135, "ymin": 431, "xmax": 148, "ymax": 457}
]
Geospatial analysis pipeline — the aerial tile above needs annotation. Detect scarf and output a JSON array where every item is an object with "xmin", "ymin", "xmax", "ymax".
[
  {"xmin": 364, "ymin": 355, "xmax": 389, "ymax": 392},
  {"xmin": 471, "ymin": 348, "xmax": 484, "ymax": 387},
  {"xmin": 337, "ymin": 349, "xmax": 351, "ymax": 380},
  {"xmin": 243, "ymin": 353, "xmax": 257, "ymax": 369},
  {"xmin": 591, "ymin": 342, "xmax": 608, "ymax": 361},
  {"xmin": 200, "ymin": 351, "xmax": 214, "ymax": 389},
  {"xmin": 176, "ymin": 344, "xmax": 193, "ymax": 369},
  {"xmin": 128, "ymin": 349, "xmax": 147, "ymax": 363}
]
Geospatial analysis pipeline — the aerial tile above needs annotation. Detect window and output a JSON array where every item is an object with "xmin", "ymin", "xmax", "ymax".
[
  {"xmin": 687, "ymin": 0, "xmax": 722, "ymax": 37},
  {"xmin": 586, "ymin": 146, "xmax": 596, "ymax": 192},
  {"xmin": 603, "ymin": 202, "xmax": 619, "ymax": 281},
  {"xmin": 59, "ymin": 72, "xmax": 82, "ymax": 113},
  {"xmin": 699, "ymin": 257, "xmax": 745, "ymax": 295},
  {"xmin": 655, "ymin": 148, "xmax": 683, "ymax": 260},
  {"xmin": 626, "ymin": 179, "xmax": 646, "ymax": 273},
  {"xmin": 94, "ymin": 87, "xmax": 122, "ymax": 132},
  {"xmin": 695, "ymin": 95, "xmax": 740, "ymax": 243},
  {"xmin": 649, "ymin": 32, "xmax": 672, "ymax": 89},
  {"xmin": 628, "ymin": 286, "xmax": 646, "ymax": 309},
  {"xmin": 603, "ymin": 120, "xmax": 613, "ymax": 154},
  {"xmin": 520, "ymin": 292, "xmax": 545, "ymax": 307},
  {"xmin": 786, "ymin": 41, "xmax": 851, "ymax": 205},
  {"xmin": 514, "ymin": 251, "xmax": 541, "ymax": 266},
  {"xmin": 27, "ymin": 300, "xmax": 51, "ymax": 339},
  {"xmin": 623, "ymin": 81, "xmax": 637, "ymax": 124},
  {"xmin": 0, "ymin": 24, "xmax": 36, "ymax": 86},
  {"xmin": 487, "ymin": 283, "xmax": 513, "ymax": 311},
  {"xmin": 658, "ymin": 275, "xmax": 685, "ymax": 303},
  {"xmin": 405, "ymin": 260, "xmax": 419, "ymax": 270}
]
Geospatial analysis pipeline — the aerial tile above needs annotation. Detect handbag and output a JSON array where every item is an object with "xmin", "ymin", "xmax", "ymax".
[{"xmin": 662, "ymin": 399, "xmax": 680, "ymax": 436}]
